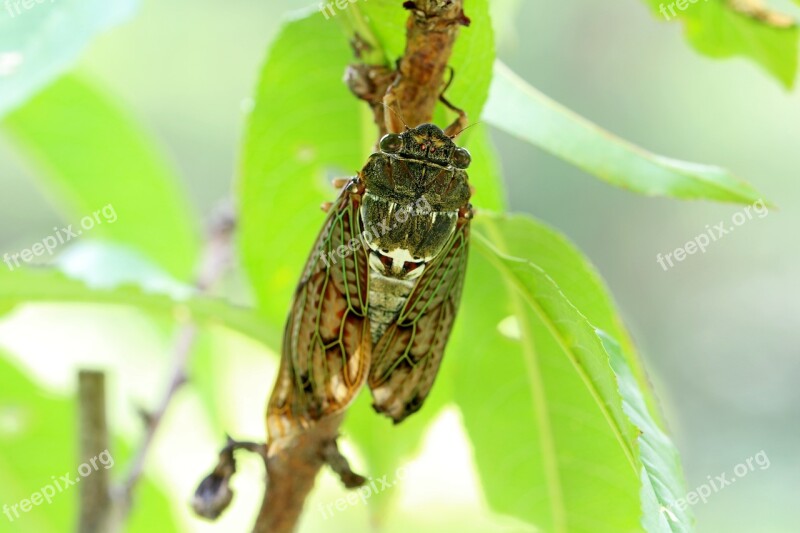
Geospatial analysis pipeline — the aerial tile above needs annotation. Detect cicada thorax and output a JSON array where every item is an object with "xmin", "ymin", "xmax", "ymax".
[{"xmin": 359, "ymin": 130, "xmax": 470, "ymax": 272}]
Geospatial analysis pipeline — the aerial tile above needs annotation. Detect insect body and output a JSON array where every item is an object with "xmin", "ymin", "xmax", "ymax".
[{"xmin": 268, "ymin": 123, "xmax": 473, "ymax": 440}]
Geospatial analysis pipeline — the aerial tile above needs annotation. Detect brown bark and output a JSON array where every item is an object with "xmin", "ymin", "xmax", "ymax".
[
  {"xmin": 384, "ymin": 0, "xmax": 470, "ymax": 132},
  {"xmin": 254, "ymin": 416, "xmax": 346, "ymax": 533},
  {"xmin": 347, "ymin": 0, "xmax": 470, "ymax": 137}
]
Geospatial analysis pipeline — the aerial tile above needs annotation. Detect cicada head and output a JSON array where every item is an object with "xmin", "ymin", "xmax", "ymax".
[{"xmin": 379, "ymin": 123, "xmax": 471, "ymax": 169}]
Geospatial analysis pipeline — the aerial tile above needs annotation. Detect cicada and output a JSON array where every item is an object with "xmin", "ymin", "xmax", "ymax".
[{"xmin": 267, "ymin": 123, "xmax": 473, "ymax": 440}]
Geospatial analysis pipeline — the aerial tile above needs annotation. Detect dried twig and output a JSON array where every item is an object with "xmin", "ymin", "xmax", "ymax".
[
  {"xmin": 119, "ymin": 202, "xmax": 236, "ymax": 517},
  {"xmin": 193, "ymin": 437, "xmax": 267, "ymax": 520}
]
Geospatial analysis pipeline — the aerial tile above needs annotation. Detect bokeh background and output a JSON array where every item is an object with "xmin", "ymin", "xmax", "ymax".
[{"xmin": 1, "ymin": 0, "xmax": 798, "ymax": 531}]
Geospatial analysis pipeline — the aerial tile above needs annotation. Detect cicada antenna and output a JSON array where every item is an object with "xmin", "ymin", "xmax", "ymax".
[
  {"xmin": 449, "ymin": 120, "xmax": 482, "ymax": 139},
  {"xmin": 380, "ymin": 102, "xmax": 411, "ymax": 131}
]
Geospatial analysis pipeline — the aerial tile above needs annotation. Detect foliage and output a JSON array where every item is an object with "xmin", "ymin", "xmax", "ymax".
[
  {"xmin": 0, "ymin": 0, "xmax": 786, "ymax": 531},
  {"xmin": 0, "ymin": 353, "xmax": 177, "ymax": 532},
  {"xmin": 642, "ymin": 0, "xmax": 799, "ymax": 88},
  {"xmin": 0, "ymin": 0, "xmax": 137, "ymax": 117}
]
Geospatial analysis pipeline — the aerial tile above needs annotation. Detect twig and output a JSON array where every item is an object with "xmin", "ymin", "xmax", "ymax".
[
  {"xmin": 77, "ymin": 371, "xmax": 113, "ymax": 533},
  {"xmin": 251, "ymin": 2, "xmax": 468, "ymax": 531},
  {"xmin": 347, "ymin": 0, "xmax": 470, "ymax": 136},
  {"xmin": 320, "ymin": 438, "xmax": 368, "ymax": 489},
  {"xmin": 118, "ymin": 326, "xmax": 194, "ymax": 511},
  {"xmin": 193, "ymin": 437, "xmax": 267, "ymax": 520},
  {"xmin": 384, "ymin": 0, "xmax": 470, "ymax": 131},
  {"xmin": 118, "ymin": 201, "xmax": 236, "ymax": 517}
]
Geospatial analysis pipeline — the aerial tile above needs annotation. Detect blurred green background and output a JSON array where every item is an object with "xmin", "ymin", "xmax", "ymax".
[{"xmin": 1, "ymin": 0, "xmax": 798, "ymax": 531}]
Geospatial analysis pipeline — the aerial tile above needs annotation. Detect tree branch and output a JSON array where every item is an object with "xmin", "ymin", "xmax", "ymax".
[
  {"xmin": 384, "ymin": 0, "xmax": 470, "ymax": 131},
  {"xmin": 347, "ymin": 0, "xmax": 470, "ymax": 136},
  {"xmin": 255, "ymin": 415, "xmax": 346, "ymax": 533},
  {"xmin": 77, "ymin": 371, "xmax": 113, "ymax": 533},
  {"xmin": 249, "ymin": 2, "xmax": 469, "ymax": 532}
]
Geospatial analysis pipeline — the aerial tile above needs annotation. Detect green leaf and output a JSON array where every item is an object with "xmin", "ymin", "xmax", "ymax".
[
  {"xmin": 0, "ymin": 353, "xmax": 75, "ymax": 531},
  {"xmin": 478, "ymin": 214, "xmax": 662, "ymax": 426},
  {"xmin": 0, "ymin": 267, "xmax": 279, "ymax": 348},
  {"xmin": 643, "ymin": 0, "xmax": 798, "ymax": 89},
  {"xmin": 3, "ymin": 74, "xmax": 200, "ymax": 279},
  {"xmin": 461, "ymin": 125, "xmax": 507, "ymax": 211},
  {"xmin": 454, "ymin": 221, "xmax": 638, "ymax": 531},
  {"xmin": 188, "ymin": 330, "xmax": 229, "ymax": 434},
  {"xmin": 599, "ymin": 333, "xmax": 692, "ymax": 533},
  {"xmin": 0, "ymin": 351, "xmax": 177, "ymax": 532},
  {"xmin": 0, "ymin": 0, "xmax": 137, "ymax": 118},
  {"xmin": 239, "ymin": 10, "xmax": 363, "ymax": 325},
  {"xmin": 483, "ymin": 61, "xmax": 769, "ymax": 206},
  {"xmin": 448, "ymin": 215, "xmax": 692, "ymax": 532}
]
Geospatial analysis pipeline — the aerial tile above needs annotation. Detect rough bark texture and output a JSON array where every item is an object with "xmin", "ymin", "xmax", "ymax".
[
  {"xmin": 255, "ymin": 416, "xmax": 344, "ymax": 533},
  {"xmin": 384, "ymin": 0, "xmax": 470, "ymax": 132},
  {"xmin": 347, "ymin": 0, "xmax": 470, "ymax": 137}
]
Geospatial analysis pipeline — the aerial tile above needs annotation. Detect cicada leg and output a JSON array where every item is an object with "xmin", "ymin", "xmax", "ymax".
[{"xmin": 440, "ymin": 67, "xmax": 469, "ymax": 138}]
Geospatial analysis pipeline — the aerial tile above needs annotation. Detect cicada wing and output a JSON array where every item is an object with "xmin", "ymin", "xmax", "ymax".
[
  {"xmin": 368, "ymin": 215, "xmax": 471, "ymax": 423},
  {"xmin": 267, "ymin": 182, "xmax": 371, "ymax": 440}
]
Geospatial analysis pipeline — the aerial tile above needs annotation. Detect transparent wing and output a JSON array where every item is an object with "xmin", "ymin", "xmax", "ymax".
[
  {"xmin": 368, "ymin": 214, "xmax": 471, "ymax": 423},
  {"xmin": 267, "ymin": 181, "xmax": 371, "ymax": 440}
]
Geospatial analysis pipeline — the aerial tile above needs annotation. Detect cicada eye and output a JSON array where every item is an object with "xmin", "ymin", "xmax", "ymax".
[
  {"xmin": 452, "ymin": 147, "xmax": 471, "ymax": 169},
  {"xmin": 380, "ymin": 133, "xmax": 403, "ymax": 153}
]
